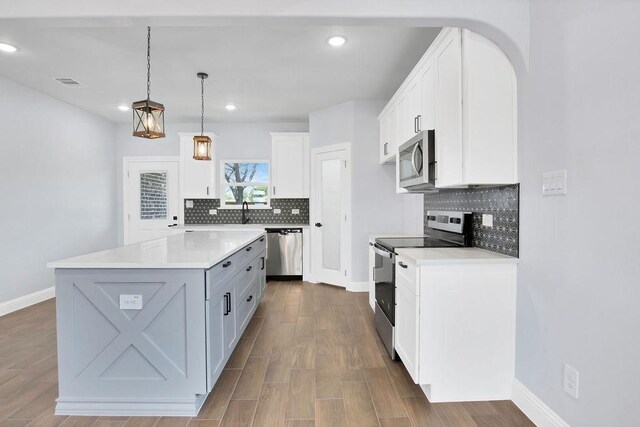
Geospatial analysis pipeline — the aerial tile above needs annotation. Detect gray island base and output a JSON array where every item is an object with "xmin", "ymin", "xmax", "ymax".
[{"xmin": 48, "ymin": 230, "xmax": 267, "ymax": 416}]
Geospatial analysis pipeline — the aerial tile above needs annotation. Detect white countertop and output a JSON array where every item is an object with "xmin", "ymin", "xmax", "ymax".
[
  {"xmin": 179, "ymin": 224, "xmax": 309, "ymax": 230},
  {"xmin": 396, "ymin": 247, "xmax": 519, "ymax": 265},
  {"xmin": 47, "ymin": 230, "xmax": 265, "ymax": 269}
]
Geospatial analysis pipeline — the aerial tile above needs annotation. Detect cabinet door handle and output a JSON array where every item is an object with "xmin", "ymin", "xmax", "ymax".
[
  {"xmin": 223, "ymin": 293, "xmax": 229, "ymax": 315},
  {"xmin": 384, "ymin": 142, "xmax": 388, "ymax": 155},
  {"xmin": 246, "ymin": 266, "xmax": 253, "ymax": 272},
  {"xmin": 246, "ymin": 246, "xmax": 253, "ymax": 252},
  {"xmin": 273, "ymin": 186, "xmax": 276, "ymax": 196},
  {"xmin": 246, "ymin": 295, "xmax": 253, "ymax": 302},
  {"xmin": 414, "ymin": 116, "xmax": 417, "ymax": 133},
  {"xmin": 261, "ymin": 257, "xmax": 265, "ymax": 270},
  {"xmin": 226, "ymin": 292, "xmax": 231, "ymax": 313},
  {"xmin": 417, "ymin": 115, "xmax": 421, "ymax": 132},
  {"xmin": 223, "ymin": 261, "xmax": 232, "ymax": 268},
  {"xmin": 206, "ymin": 186, "xmax": 210, "ymax": 196},
  {"xmin": 398, "ymin": 261, "xmax": 408, "ymax": 269}
]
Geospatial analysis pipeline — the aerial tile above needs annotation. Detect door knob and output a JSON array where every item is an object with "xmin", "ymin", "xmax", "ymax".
[{"xmin": 315, "ymin": 223, "xmax": 323, "ymax": 227}]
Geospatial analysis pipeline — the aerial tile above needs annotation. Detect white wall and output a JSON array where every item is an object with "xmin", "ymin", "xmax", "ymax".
[
  {"xmin": 0, "ymin": 75, "xmax": 117, "ymax": 306},
  {"xmin": 516, "ymin": 1, "xmax": 640, "ymax": 425},
  {"xmin": 115, "ymin": 121, "xmax": 308, "ymax": 244},
  {"xmin": 309, "ymin": 100, "xmax": 417, "ymax": 284}
]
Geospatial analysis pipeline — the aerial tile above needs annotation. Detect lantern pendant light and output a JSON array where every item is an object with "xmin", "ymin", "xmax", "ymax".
[
  {"xmin": 132, "ymin": 26, "xmax": 165, "ymax": 139},
  {"xmin": 193, "ymin": 72, "xmax": 212, "ymax": 160}
]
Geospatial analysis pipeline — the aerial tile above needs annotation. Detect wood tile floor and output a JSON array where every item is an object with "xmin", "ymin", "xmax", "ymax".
[{"xmin": 0, "ymin": 281, "xmax": 534, "ymax": 427}]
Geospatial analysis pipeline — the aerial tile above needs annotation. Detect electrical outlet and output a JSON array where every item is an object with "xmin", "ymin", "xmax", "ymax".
[
  {"xmin": 564, "ymin": 364, "xmax": 579, "ymax": 399},
  {"xmin": 292, "ymin": 209, "xmax": 300, "ymax": 215},
  {"xmin": 543, "ymin": 170, "xmax": 567, "ymax": 196},
  {"xmin": 273, "ymin": 208, "xmax": 281, "ymax": 214},
  {"xmin": 209, "ymin": 209, "xmax": 217, "ymax": 215},
  {"xmin": 185, "ymin": 200, "xmax": 194, "ymax": 208},
  {"xmin": 119, "ymin": 294, "xmax": 143, "ymax": 310},
  {"xmin": 482, "ymin": 214, "xmax": 494, "ymax": 227}
]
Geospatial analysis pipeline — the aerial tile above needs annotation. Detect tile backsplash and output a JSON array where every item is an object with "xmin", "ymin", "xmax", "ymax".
[
  {"xmin": 184, "ymin": 198, "xmax": 309, "ymax": 225},
  {"xmin": 423, "ymin": 185, "xmax": 519, "ymax": 257}
]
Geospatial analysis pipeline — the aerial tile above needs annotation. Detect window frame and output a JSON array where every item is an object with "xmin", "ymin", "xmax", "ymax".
[{"xmin": 219, "ymin": 159, "xmax": 271, "ymax": 209}]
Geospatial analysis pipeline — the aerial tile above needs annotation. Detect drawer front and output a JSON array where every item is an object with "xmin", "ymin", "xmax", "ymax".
[
  {"xmin": 206, "ymin": 253, "xmax": 240, "ymax": 300},
  {"xmin": 237, "ymin": 236, "xmax": 267, "ymax": 266},
  {"xmin": 236, "ymin": 281, "xmax": 259, "ymax": 335},
  {"xmin": 235, "ymin": 256, "xmax": 261, "ymax": 306},
  {"xmin": 396, "ymin": 257, "xmax": 418, "ymax": 295}
]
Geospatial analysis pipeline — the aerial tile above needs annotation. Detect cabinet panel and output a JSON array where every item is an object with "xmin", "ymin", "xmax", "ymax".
[
  {"xmin": 271, "ymin": 133, "xmax": 309, "ymax": 198},
  {"xmin": 421, "ymin": 58, "xmax": 436, "ymax": 132},
  {"xmin": 434, "ymin": 28, "xmax": 463, "ymax": 188},
  {"xmin": 395, "ymin": 272, "xmax": 419, "ymax": 383},
  {"xmin": 206, "ymin": 296, "xmax": 225, "ymax": 392},
  {"xmin": 222, "ymin": 281, "xmax": 237, "ymax": 355}
]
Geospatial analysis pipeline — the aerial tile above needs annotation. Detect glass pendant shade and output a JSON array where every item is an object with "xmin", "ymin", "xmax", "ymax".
[
  {"xmin": 193, "ymin": 135, "xmax": 212, "ymax": 160},
  {"xmin": 132, "ymin": 99, "xmax": 165, "ymax": 139}
]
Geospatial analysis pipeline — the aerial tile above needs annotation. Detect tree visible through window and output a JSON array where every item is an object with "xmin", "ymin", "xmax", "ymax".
[{"xmin": 222, "ymin": 162, "xmax": 269, "ymax": 206}]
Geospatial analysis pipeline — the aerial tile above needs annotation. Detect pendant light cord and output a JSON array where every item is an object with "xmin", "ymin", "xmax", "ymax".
[
  {"xmin": 147, "ymin": 26, "xmax": 151, "ymax": 101},
  {"xmin": 200, "ymin": 76, "xmax": 205, "ymax": 136}
]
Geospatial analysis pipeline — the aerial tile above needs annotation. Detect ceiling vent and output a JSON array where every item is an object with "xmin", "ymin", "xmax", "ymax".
[{"xmin": 53, "ymin": 77, "xmax": 85, "ymax": 88}]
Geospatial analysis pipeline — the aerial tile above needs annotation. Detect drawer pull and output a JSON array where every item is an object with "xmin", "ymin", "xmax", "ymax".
[
  {"xmin": 223, "ymin": 293, "xmax": 230, "ymax": 315},
  {"xmin": 246, "ymin": 266, "xmax": 253, "ymax": 272},
  {"xmin": 222, "ymin": 261, "xmax": 232, "ymax": 268},
  {"xmin": 246, "ymin": 295, "xmax": 253, "ymax": 302},
  {"xmin": 398, "ymin": 261, "xmax": 408, "ymax": 269},
  {"xmin": 261, "ymin": 256, "xmax": 265, "ymax": 270},
  {"xmin": 246, "ymin": 246, "xmax": 253, "ymax": 252},
  {"xmin": 260, "ymin": 237, "xmax": 265, "ymax": 242}
]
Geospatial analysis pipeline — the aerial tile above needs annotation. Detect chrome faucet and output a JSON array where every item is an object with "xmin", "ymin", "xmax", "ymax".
[{"xmin": 241, "ymin": 201, "xmax": 250, "ymax": 224}]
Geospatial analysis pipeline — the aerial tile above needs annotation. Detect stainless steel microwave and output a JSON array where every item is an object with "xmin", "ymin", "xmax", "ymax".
[{"xmin": 398, "ymin": 130, "xmax": 436, "ymax": 192}]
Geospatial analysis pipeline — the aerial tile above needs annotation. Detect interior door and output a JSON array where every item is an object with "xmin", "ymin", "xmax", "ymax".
[
  {"xmin": 125, "ymin": 159, "xmax": 180, "ymax": 244},
  {"xmin": 311, "ymin": 145, "xmax": 350, "ymax": 287}
]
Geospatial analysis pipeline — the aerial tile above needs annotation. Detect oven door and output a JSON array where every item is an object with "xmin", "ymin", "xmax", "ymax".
[{"xmin": 373, "ymin": 244, "xmax": 395, "ymax": 325}]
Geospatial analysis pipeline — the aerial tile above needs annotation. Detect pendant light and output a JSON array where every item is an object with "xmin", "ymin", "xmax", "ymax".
[
  {"xmin": 193, "ymin": 72, "xmax": 212, "ymax": 160},
  {"xmin": 132, "ymin": 26, "xmax": 165, "ymax": 139}
]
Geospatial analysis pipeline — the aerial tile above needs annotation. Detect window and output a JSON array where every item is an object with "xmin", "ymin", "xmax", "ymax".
[
  {"xmin": 140, "ymin": 171, "xmax": 168, "ymax": 219},
  {"xmin": 221, "ymin": 161, "xmax": 270, "ymax": 207}
]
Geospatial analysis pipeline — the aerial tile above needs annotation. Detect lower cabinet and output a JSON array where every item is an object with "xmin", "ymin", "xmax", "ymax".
[
  {"xmin": 206, "ymin": 242, "xmax": 266, "ymax": 393},
  {"xmin": 394, "ymin": 255, "xmax": 517, "ymax": 402},
  {"xmin": 394, "ymin": 257, "xmax": 419, "ymax": 382}
]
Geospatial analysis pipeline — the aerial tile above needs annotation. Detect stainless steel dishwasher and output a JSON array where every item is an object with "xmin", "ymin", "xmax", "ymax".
[{"xmin": 266, "ymin": 228, "xmax": 303, "ymax": 279}]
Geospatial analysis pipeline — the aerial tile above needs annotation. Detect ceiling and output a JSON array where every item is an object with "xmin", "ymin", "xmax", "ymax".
[{"xmin": 0, "ymin": 25, "xmax": 440, "ymax": 123}]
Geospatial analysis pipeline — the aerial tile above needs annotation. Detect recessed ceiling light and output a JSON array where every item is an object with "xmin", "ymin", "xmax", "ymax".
[
  {"xmin": 327, "ymin": 36, "xmax": 347, "ymax": 47},
  {"xmin": 118, "ymin": 105, "xmax": 130, "ymax": 112},
  {"xmin": 225, "ymin": 104, "xmax": 237, "ymax": 111},
  {"xmin": 0, "ymin": 43, "xmax": 18, "ymax": 53}
]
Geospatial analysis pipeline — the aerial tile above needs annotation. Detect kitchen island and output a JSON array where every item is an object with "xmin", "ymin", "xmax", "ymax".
[{"xmin": 47, "ymin": 230, "xmax": 267, "ymax": 416}]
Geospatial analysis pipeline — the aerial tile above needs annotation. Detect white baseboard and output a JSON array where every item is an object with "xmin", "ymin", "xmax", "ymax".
[
  {"xmin": 347, "ymin": 281, "xmax": 368, "ymax": 292},
  {"xmin": 512, "ymin": 379, "xmax": 569, "ymax": 427},
  {"xmin": 0, "ymin": 287, "xmax": 55, "ymax": 317}
]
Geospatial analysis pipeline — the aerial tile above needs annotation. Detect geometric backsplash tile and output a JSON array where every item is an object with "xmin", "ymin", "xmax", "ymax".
[
  {"xmin": 184, "ymin": 198, "xmax": 310, "ymax": 225},
  {"xmin": 423, "ymin": 184, "xmax": 519, "ymax": 257}
]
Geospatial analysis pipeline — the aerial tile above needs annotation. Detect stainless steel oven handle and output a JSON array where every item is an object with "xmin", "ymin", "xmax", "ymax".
[
  {"xmin": 372, "ymin": 245, "xmax": 393, "ymax": 259},
  {"xmin": 411, "ymin": 143, "xmax": 423, "ymax": 176}
]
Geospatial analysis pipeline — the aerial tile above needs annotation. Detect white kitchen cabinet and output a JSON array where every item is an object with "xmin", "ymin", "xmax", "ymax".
[
  {"xmin": 270, "ymin": 132, "xmax": 309, "ymax": 198},
  {"xmin": 378, "ymin": 27, "xmax": 517, "ymax": 188},
  {"xmin": 179, "ymin": 132, "xmax": 217, "ymax": 200},
  {"xmin": 394, "ymin": 256, "xmax": 420, "ymax": 382},
  {"xmin": 433, "ymin": 27, "xmax": 464, "ymax": 187},
  {"xmin": 206, "ymin": 293, "xmax": 226, "ymax": 392},
  {"xmin": 392, "ymin": 252, "xmax": 517, "ymax": 403}
]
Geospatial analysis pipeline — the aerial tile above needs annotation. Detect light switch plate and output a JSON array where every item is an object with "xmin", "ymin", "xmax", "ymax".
[
  {"xmin": 292, "ymin": 209, "xmax": 300, "ymax": 215},
  {"xmin": 543, "ymin": 170, "xmax": 567, "ymax": 196},
  {"xmin": 185, "ymin": 200, "xmax": 194, "ymax": 208},
  {"xmin": 482, "ymin": 214, "xmax": 494, "ymax": 227},
  {"xmin": 119, "ymin": 294, "xmax": 143, "ymax": 310},
  {"xmin": 273, "ymin": 208, "xmax": 282, "ymax": 214},
  {"xmin": 209, "ymin": 209, "xmax": 217, "ymax": 215}
]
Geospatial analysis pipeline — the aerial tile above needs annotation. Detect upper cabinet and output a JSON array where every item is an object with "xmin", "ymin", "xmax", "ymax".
[
  {"xmin": 179, "ymin": 132, "xmax": 217, "ymax": 199},
  {"xmin": 270, "ymin": 132, "xmax": 310, "ymax": 198},
  {"xmin": 379, "ymin": 27, "xmax": 517, "ymax": 188}
]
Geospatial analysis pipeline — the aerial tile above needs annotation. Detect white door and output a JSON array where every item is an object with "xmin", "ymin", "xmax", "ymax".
[
  {"xmin": 311, "ymin": 143, "xmax": 351, "ymax": 287},
  {"xmin": 124, "ymin": 158, "xmax": 180, "ymax": 244}
]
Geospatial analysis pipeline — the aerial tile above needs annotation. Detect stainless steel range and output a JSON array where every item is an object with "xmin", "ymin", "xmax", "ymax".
[{"xmin": 372, "ymin": 210, "xmax": 473, "ymax": 359}]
